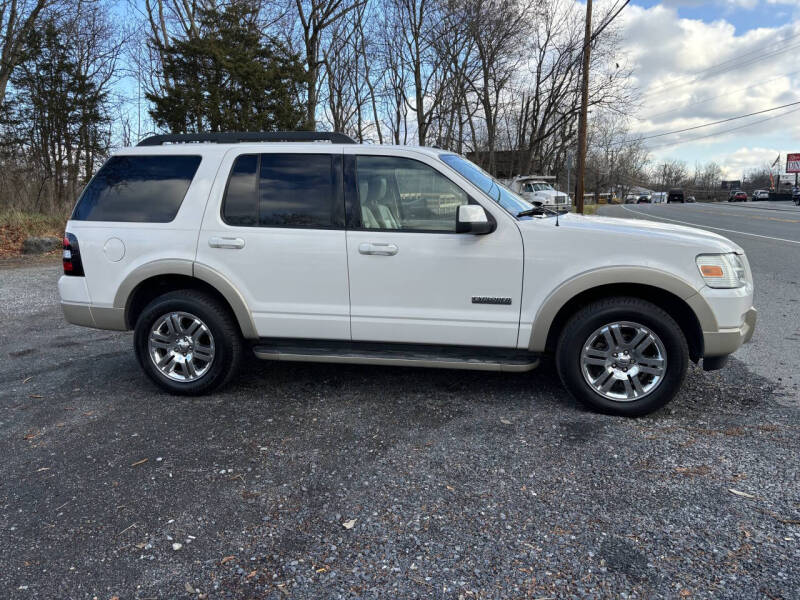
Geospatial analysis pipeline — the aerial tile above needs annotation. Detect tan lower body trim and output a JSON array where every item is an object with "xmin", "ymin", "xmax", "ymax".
[
  {"xmin": 703, "ymin": 307, "xmax": 757, "ymax": 357},
  {"xmin": 61, "ymin": 302, "xmax": 126, "ymax": 331},
  {"xmin": 62, "ymin": 302, "xmax": 95, "ymax": 328},
  {"xmin": 90, "ymin": 306, "xmax": 127, "ymax": 331}
]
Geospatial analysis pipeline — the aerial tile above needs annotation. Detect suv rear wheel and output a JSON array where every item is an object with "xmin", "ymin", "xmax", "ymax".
[
  {"xmin": 134, "ymin": 290, "xmax": 243, "ymax": 395},
  {"xmin": 555, "ymin": 297, "xmax": 688, "ymax": 416}
]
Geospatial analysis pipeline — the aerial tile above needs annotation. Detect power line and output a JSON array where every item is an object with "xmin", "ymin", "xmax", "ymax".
[
  {"xmin": 641, "ymin": 37, "xmax": 800, "ymax": 99},
  {"xmin": 590, "ymin": 0, "xmax": 629, "ymax": 43},
  {"xmin": 644, "ymin": 105, "xmax": 800, "ymax": 150},
  {"xmin": 642, "ymin": 35, "xmax": 800, "ymax": 97},
  {"xmin": 640, "ymin": 69, "xmax": 800, "ymax": 120},
  {"xmin": 637, "ymin": 100, "xmax": 800, "ymax": 141}
]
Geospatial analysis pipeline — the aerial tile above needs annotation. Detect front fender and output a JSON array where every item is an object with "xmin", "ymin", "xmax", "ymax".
[{"xmin": 527, "ymin": 266, "xmax": 717, "ymax": 352}]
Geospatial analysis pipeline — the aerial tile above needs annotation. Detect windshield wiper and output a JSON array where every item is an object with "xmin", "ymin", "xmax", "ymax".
[
  {"xmin": 516, "ymin": 206, "xmax": 549, "ymax": 217},
  {"xmin": 517, "ymin": 203, "xmax": 567, "ymax": 225}
]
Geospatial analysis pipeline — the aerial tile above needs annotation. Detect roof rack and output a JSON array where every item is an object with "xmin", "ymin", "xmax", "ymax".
[{"xmin": 137, "ymin": 131, "xmax": 357, "ymax": 146}]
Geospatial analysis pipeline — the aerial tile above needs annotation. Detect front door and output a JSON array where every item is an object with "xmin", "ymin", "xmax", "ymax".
[
  {"xmin": 196, "ymin": 148, "xmax": 350, "ymax": 340},
  {"xmin": 345, "ymin": 152, "xmax": 524, "ymax": 348}
]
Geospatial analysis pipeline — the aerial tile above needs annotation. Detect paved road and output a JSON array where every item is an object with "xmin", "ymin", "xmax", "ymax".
[
  {"xmin": 1, "ymin": 250, "xmax": 798, "ymax": 598},
  {"xmin": 599, "ymin": 201, "xmax": 800, "ymax": 404}
]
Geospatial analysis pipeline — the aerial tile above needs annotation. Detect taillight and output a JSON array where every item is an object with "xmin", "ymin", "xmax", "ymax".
[{"xmin": 63, "ymin": 233, "xmax": 84, "ymax": 276}]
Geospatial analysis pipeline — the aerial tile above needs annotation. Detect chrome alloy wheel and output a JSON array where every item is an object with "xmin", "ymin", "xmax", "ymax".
[
  {"xmin": 147, "ymin": 311, "xmax": 215, "ymax": 382},
  {"xmin": 580, "ymin": 321, "xmax": 667, "ymax": 402}
]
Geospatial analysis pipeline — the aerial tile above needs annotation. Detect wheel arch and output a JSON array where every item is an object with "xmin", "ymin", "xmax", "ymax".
[
  {"xmin": 529, "ymin": 268, "xmax": 715, "ymax": 363},
  {"xmin": 116, "ymin": 260, "xmax": 258, "ymax": 339}
]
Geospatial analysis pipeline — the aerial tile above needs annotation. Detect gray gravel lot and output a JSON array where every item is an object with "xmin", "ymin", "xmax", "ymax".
[{"xmin": 1, "ymin": 258, "xmax": 798, "ymax": 599}]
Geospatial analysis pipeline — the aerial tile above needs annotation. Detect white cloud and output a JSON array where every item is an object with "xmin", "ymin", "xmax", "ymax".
[
  {"xmin": 662, "ymin": 0, "xmax": 758, "ymax": 9},
  {"xmin": 714, "ymin": 147, "xmax": 782, "ymax": 178},
  {"xmin": 617, "ymin": 4, "xmax": 800, "ymax": 173}
]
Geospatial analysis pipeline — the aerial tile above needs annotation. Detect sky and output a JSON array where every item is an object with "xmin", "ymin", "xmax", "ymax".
[
  {"xmin": 618, "ymin": 0, "xmax": 800, "ymax": 179},
  {"xmin": 116, "ymin": 0, "xmax": 799, "ymax": 182}
]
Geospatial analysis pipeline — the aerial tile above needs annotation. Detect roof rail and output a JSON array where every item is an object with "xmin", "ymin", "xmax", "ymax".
[{"xmin": 137, "ymin": 131, "xmax": 357, "ymax": 146}]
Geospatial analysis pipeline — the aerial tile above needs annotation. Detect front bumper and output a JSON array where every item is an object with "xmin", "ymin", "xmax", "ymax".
[{"xmin": 703, "ymin": 306, "xmax": 756, "ymax": 357}]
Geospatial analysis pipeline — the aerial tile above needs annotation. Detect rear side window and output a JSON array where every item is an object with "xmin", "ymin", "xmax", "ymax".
[
  {"xmin": 221, "ymin": 153, "xmax": 341, "ymax": 228},
  {"xmin": 73, "ymin": 155, "xmax": 201, "ymax": 222}
]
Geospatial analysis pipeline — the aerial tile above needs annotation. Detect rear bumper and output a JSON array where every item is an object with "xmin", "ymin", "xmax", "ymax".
[
  {"xmin": 59, "ymin": 274, "xmax": 127, "ymax": 331},
  {"xmin": 61, "ymin": 302, "xmax": 127, "ymax": 331}
]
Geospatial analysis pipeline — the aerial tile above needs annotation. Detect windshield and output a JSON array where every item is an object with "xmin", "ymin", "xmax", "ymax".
[
  {"xmin": 522, "ymin": 182, "xmax": 554, "ymax": 192},
  {"xmin": 439, "ymin": 154, "xmax": 534, "ymax": 217}
]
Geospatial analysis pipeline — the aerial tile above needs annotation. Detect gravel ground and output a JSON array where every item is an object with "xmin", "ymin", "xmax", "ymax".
[{"xmin": 1, "ymin": 263, "xmax": 798, "ymax": 599}]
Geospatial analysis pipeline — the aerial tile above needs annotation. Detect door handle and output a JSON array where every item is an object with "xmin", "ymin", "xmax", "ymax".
[
  {"xmin": 358, "ymin": 242, "xmax": 398, "ymax": 256},
  {"xmin": 209, "ymin": 236, "xmax": 245, "ymax": 249}
]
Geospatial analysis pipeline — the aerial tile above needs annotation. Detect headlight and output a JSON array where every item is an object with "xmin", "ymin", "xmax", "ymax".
[{"xmin": 696, "ymin": 253, "xmax": 747, "ymax": 288}]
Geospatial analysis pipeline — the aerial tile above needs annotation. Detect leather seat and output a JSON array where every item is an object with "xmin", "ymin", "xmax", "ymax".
[{"xmin": 361, "ymin": 175, "xmax": 400, "ymax": 229}]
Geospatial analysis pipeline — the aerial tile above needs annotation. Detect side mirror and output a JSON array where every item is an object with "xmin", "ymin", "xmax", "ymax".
[{"xmin": 456, "ymin": 204, "xmax": 494, "ymax": 234}]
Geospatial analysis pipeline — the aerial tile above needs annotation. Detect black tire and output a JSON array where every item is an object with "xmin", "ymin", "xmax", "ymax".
[
  {"xmin": 134, "ymin": 290, "xmax": 243, "ymax": 395},
  {"xmin": 555, "ymin": 297, "xmax": 689, "ymax": 417}
]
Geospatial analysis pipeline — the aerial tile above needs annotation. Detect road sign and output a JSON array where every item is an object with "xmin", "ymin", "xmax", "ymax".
[{"xmin": 787, "ymin": 153, "xmax": 800, "ymax": 173}]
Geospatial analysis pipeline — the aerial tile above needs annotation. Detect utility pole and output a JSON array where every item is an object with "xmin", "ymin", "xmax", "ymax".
[
  {"xmin": 566, "ymin": 151, "xmax": 573, "ymax": 203},
  {"xmin": 575, "ymin": 0, "xmax": 593, "ymax": 214}
]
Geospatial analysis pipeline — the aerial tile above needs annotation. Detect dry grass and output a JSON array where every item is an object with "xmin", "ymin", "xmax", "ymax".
[
  {"xmin": 0, "ymin": 210, "xmax": 67, "ymax": 258},
  {"xmin": 570, "ymin": 204, "xmax": 598, "ymax": 215}
]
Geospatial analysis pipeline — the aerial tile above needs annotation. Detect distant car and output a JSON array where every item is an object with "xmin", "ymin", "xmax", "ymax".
[
  {"xmin": 636, "ymin": 195, "xmax": 651, "ymax": 204},
  {"xmin": 752, "ymin": 190, "xmax": 769, "ymax": 201},
  {"xmin": 728, "ymin": 191, "xmax": 747, "ymax": 202},
  {"xmin": 793, "ymin": 187, "xmax": 800, "ymax": 206},
  {"xmin": 651, "ymin": 192, "xmax": 667, "ymax": 204},
  {"xmin": 686, "ymin": 196, "xmax": 696, "ymax": 203},
  {"xmin": 667, "ymin": 189, "xmax": 684, "ymax": 203}
]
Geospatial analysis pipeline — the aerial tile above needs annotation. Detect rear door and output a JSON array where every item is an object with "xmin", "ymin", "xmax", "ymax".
[
  {"xmin": 344, "ymin": 149, "xmax": 524, "ymax": 348},
  {"xmin": 195, "ymin": 147, "xmax": 350, "ymax": 340}
]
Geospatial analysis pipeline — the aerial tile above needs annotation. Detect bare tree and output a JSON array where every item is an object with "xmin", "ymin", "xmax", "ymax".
[
  {"xmin": 322, "ymin": 0, "xmax": 381, "ymax": 141},
  {"xmin": 377, "ymin": 26, "xmax": 410, "ymax": 144},
  {"xmin": 650, "ymin": 159, "xmax": 688, "ymax": 192},
  {"xmin": 294, "ymin": 0, "xmax": 364, "ymax": 130},
  {"xmin": 385, "ymin": 0, "xmax": 450, "ymax": 146},
  {"xmin": 0, "ymin": 0, "xmax": 56, "ymax": 105},
  {"xmin": 1, "ymin": 0, "xmax": 120, "ymax": 213},
  {"xmin": 461, "ymin": 0, "xmax": 530, "ymax": 172},
  {"xmin": 503, "ymin": 0, "xmax": 634, "ymax": 181}
]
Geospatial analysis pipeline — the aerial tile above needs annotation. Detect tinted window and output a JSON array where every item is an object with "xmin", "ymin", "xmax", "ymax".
[
  {"xmin": 222, "ymin": 154, "xmax": 259, "ymax": 226},
  {"xmin": 221, "ymin": 154, "xmax": 338, "ymax": 228},
  {"xmin": 356, "ymin": 156, "xmax": 468, "ymax": 232},
  {"xmin": 73, "ymin": 155, "xmax": 201, "ymax": 222}
]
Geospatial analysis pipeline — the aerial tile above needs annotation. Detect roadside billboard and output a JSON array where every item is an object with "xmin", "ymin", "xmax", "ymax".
[
  {"xmin": 787, "ymin": 153, "xmax": 800, "ymax": 173},
  {"xmin": 720, "ymin": 180, "xmax": 741, "ymax": 190}
]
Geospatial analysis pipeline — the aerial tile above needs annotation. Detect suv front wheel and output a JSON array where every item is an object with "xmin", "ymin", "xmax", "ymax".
[
  {"xmin": 134, "ymin": 290, "xmax": 243, "ymax": 395},
  {"xmin": 556, "ymin": 297, "xmax": 689, "ymax": 416}
]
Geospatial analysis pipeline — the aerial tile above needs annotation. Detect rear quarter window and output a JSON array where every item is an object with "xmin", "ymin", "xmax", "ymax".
[{"xmin": 72, "ymin": 155, "xmax": 202, "ymax": 222}]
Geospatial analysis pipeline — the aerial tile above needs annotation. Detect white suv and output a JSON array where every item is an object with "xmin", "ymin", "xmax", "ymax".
[{"xmin": 58, "ymin": 132, "xmax": 756, "ymax": 416}]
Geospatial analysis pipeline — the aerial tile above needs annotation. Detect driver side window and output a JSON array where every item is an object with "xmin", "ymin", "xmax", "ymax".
[{"xmin": 356, "ymin": 156, "xmax": 468, "ymax": 232}]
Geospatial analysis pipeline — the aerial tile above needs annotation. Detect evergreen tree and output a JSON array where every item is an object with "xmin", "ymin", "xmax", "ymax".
[
  {"xmin": 148, "ymin": 1, "xmax": 307, "ymax": 133},
  {"xmin": 5, "ymin": 18, "xmax": 109, "ymax": 211}
]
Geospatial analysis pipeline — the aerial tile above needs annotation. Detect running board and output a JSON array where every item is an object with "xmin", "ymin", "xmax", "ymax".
[{"xmin": 252, "ymin": 339, "xmax": 540, "ymax": 373}]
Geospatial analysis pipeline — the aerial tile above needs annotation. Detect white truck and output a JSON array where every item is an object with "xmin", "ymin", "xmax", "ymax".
[{"xmin": 506, "ymin": 176, "xmax": 570, "ymax": 207}]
